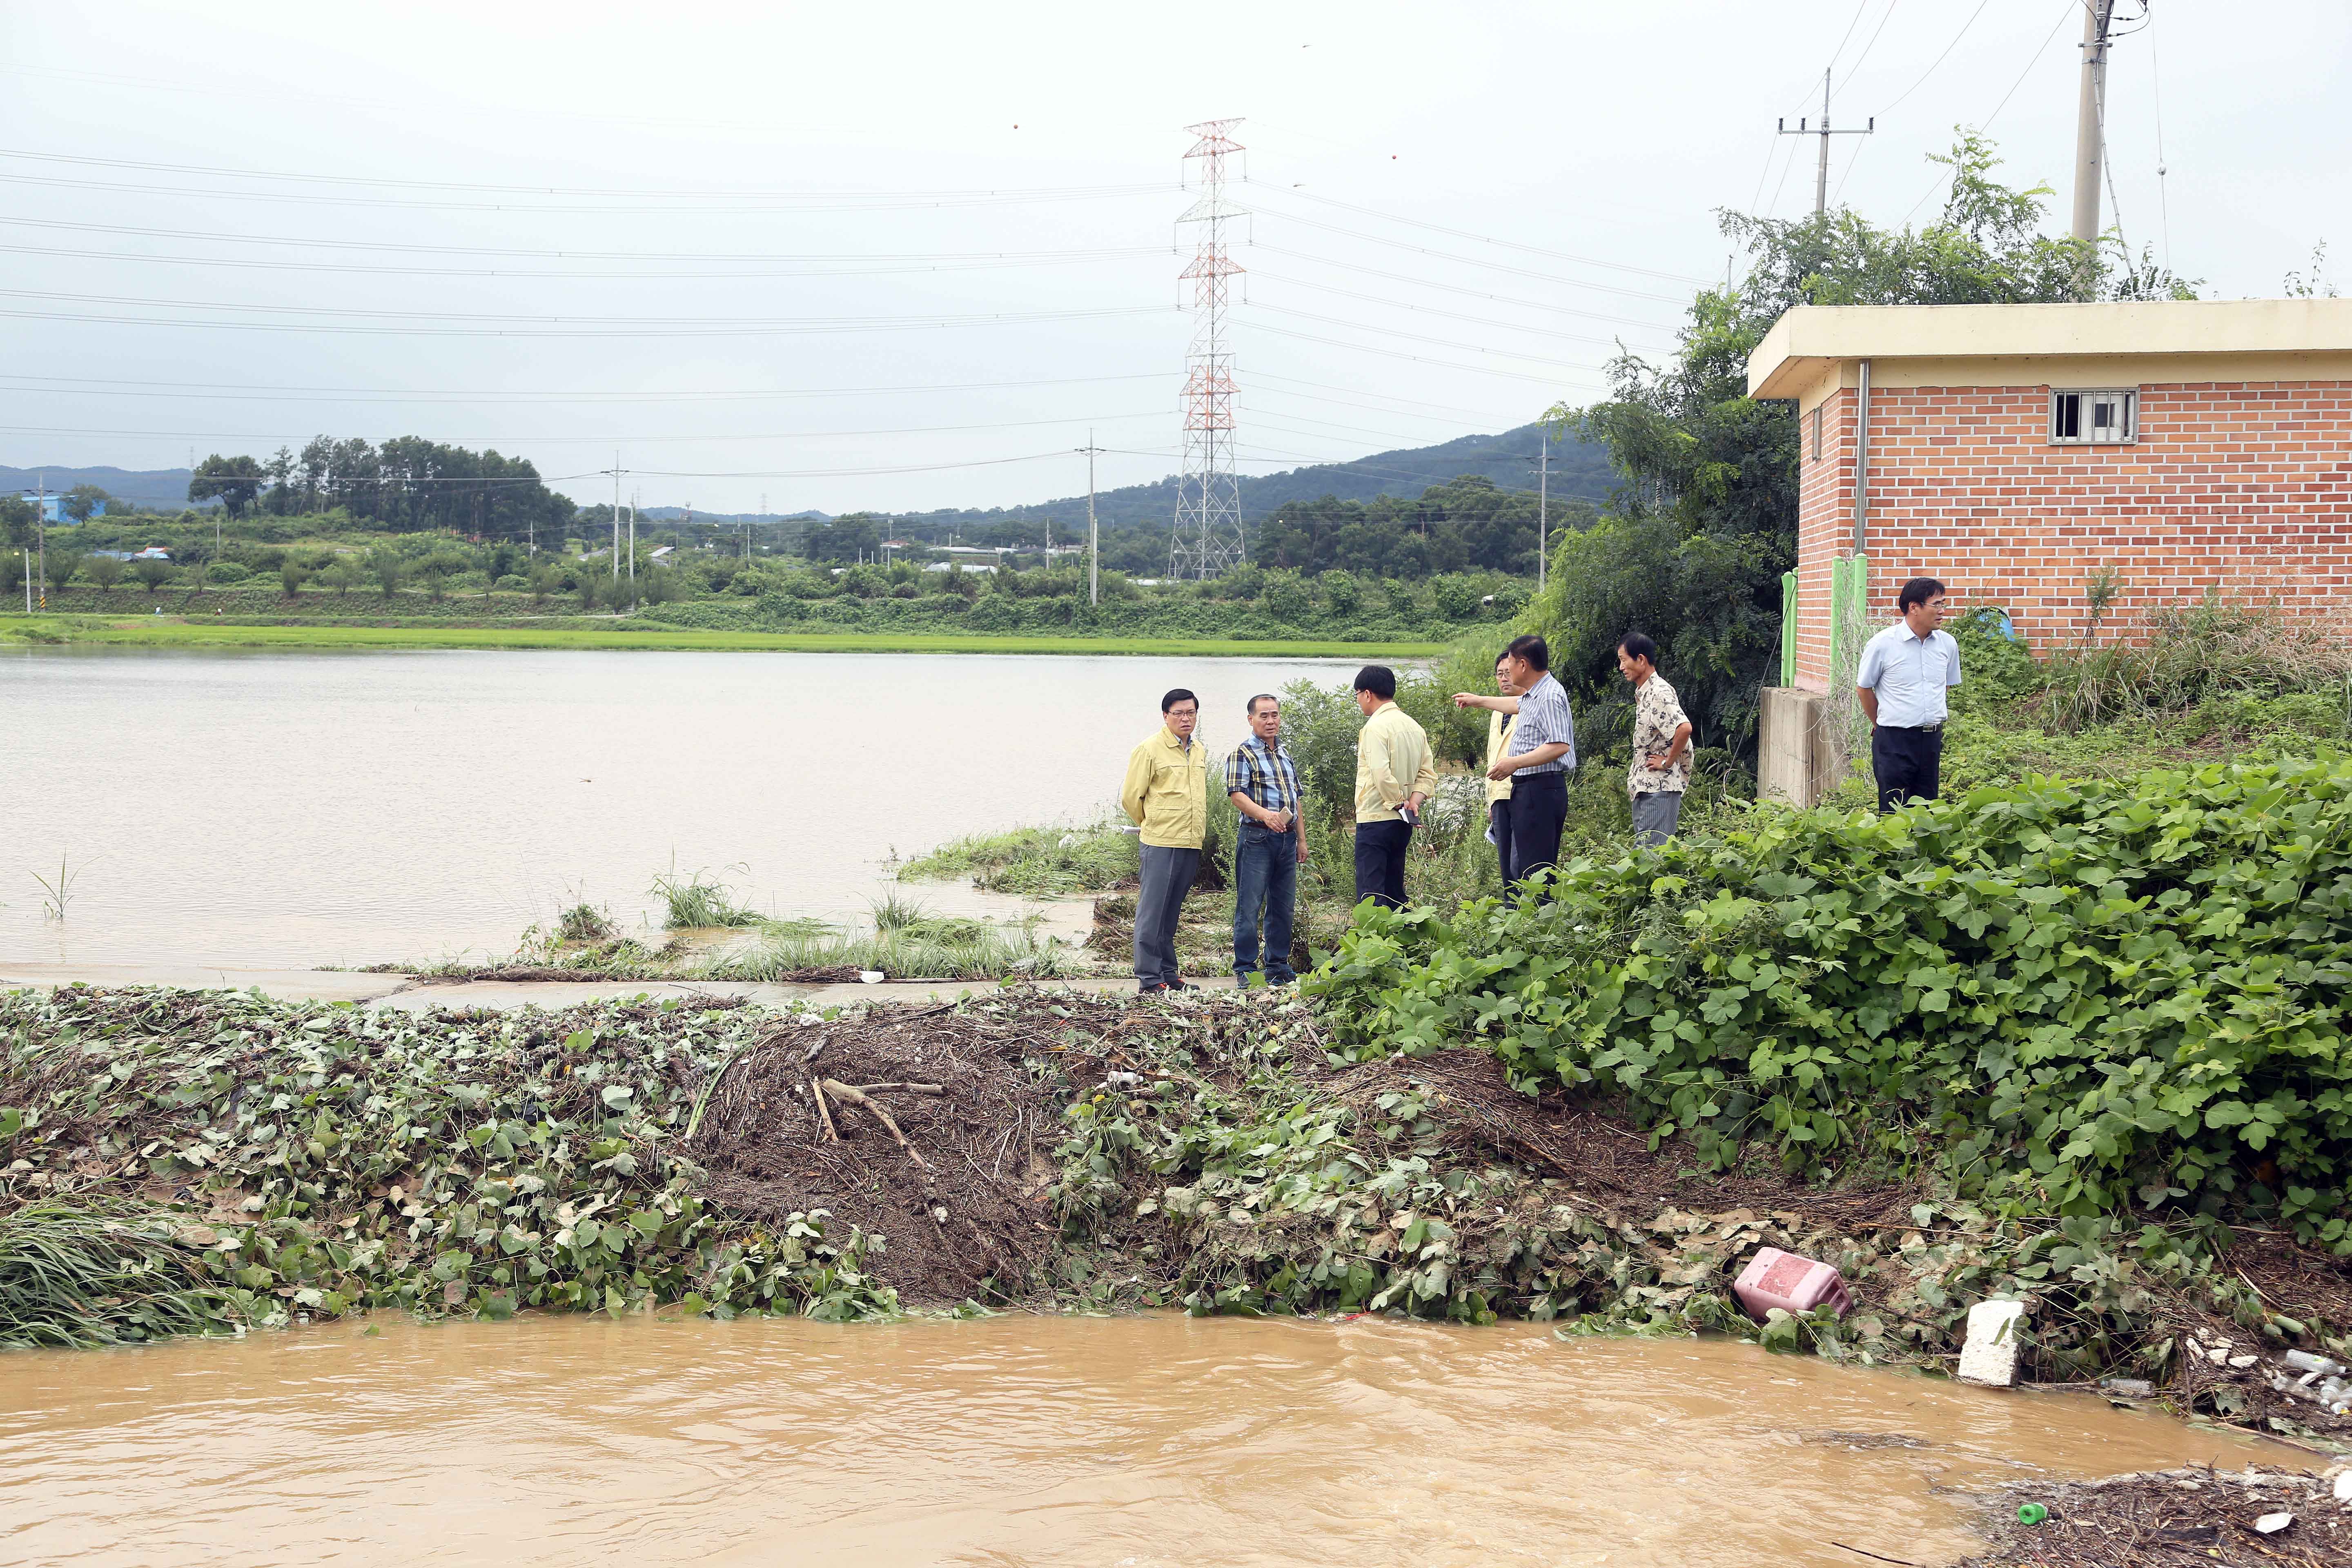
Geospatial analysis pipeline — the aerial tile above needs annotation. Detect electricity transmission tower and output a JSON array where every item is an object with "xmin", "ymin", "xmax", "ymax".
[{"xmin": 1168, "ymin": 118, "xmax": 1246, "ymax": 581}]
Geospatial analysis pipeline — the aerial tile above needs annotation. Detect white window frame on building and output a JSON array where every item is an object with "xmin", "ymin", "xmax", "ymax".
[{"xmin": 2049, "ymin": 387, "xmax": 2138, "ymax": 445}]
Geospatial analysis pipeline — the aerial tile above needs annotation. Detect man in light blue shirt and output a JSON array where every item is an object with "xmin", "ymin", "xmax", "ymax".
[{"xmin": 1855, "ymin": 576, "xmax": 1962, "ymax": 811}]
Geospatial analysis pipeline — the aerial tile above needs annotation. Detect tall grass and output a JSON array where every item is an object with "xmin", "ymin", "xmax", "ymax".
[
  {"xmin": 899, "ymin": 823, "xmax": 1139, "ymax": 895},
  {"xmin": 650, "ymin": 863, "xmax": 762, "ymax": 928},
  {"xmin": 0, "ymin": 1204, "xmax": 236, "ymax": 1348},
  {"xmin": 708, "ymin": 898, "xmax": 1075, "ymax": 981},
  {"xmin": 2042, "ymin": 591, "xmax": 2352, "ymax": 732}
]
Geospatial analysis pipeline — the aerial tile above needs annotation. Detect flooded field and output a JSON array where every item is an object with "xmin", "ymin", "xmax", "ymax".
[
  {"xmin": 0, "ymin": 646, "xmax": 1340, "ymax": 969},
  {"xmin": 0, "ymin": 1314, "xmax": 2300, "ymax": 1567}
]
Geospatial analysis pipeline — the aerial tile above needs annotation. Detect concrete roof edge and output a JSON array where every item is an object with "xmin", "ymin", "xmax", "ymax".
[{"xmin": 1744, "ymin": 299, "xmax": 2352, "ymax": 399}]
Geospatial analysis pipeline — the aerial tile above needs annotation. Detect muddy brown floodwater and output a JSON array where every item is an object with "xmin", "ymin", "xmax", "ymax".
[{"xmin": 0, "ymin": 1315, "xmax": 2312, "ymax": 1567}]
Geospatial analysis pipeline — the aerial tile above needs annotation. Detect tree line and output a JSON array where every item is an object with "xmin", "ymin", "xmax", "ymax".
[{"xmin": 188, "ymin": 439, "xmax": 575, "ymax": 538}]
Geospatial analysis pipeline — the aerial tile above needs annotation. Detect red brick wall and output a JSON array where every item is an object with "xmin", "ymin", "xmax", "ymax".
[{"xmin": 1792, "ymin": 380, "xmax": 2352, "ymax": 689}]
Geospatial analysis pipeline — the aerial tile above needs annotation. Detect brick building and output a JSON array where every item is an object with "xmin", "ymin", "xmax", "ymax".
[{"xmin": 1744, "ymin": 298, "xmax": 2352, "ymax": 801}]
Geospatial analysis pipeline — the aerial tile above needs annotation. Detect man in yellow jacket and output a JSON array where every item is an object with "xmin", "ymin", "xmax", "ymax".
[
  {"xmin": 1350, "ymin": 665, "xmax": 1437, "ymax": 909},
  {"xmin": 1120, "ymin": 688, "xmax": 1207, "ymax": 993}
]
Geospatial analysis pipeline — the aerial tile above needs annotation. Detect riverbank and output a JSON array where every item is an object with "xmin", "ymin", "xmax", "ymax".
[
  {"xmin": 0, "ymin": 614, "xmax": 1441, "ymax": 659},
  {"xmin": 2, "ymin": 983, "xmax": 2346, "ymax": 1458}
]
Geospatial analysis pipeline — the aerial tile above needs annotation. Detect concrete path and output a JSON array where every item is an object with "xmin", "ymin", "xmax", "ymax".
[{"xmin": 0, "ymin": 962, "xmax": 1235, "ymax": 1013}]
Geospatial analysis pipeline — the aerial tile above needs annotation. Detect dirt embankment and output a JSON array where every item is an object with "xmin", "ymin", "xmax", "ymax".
[{"xmin": 662, "ymin": 992, "xmax": 2352, "ymax": 1456}]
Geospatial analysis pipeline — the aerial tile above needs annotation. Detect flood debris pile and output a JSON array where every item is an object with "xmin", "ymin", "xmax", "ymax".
[
  {"xmin": 0, "ymin": 985, "xmax": 905, "ymax": 1343},
  {"xmin": 2, "ymin": 982, "xmax": 2350, "ymax": 1452},
  {"xmin": 1957, "ymin": 1465, "xmax": 2352, "ymax": 1567}
]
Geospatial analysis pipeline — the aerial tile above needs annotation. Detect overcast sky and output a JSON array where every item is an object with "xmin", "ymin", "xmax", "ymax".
[{"xmin": 2, "ymin": 1, "xmax": 2343, "ymax": 516}]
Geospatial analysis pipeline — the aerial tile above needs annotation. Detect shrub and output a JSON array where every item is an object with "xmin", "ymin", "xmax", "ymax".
[
  {"xmin": 1307, "ymin": 755, "xmax": 2352, "ymax": 1244},
  {"xmin": 494, "ymin": 574, "xmax": 528, "ymax": 591},
  {"xmin": 204, "ymin": 560, "xmax": 252, "ymax": 584}
]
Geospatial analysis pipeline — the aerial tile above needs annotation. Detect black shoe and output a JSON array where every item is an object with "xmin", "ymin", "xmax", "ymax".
[
  {"xmin": 1165, "ymin": 978, "xmax": 1192, "ymax": 991},
  {"xmin": 1138, "ymin": 981, "xmax": 1169, "ymax": 994}
]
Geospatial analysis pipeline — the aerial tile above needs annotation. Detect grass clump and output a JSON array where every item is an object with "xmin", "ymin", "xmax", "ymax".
[
  {"xmin": 712, "ymin": 899, "xmax": 1073, "ymax": 981},
  {"xmin": 900, "ymin": 822, "xmax": 1140, "ymax": 895},
  {"xmin": 0, "ymin": 1201, "xmax": 234, "ymax": 1347},
  {"xmin": 2039, "ymin": 590, "xmax": 2352, "ymax": 733},
  {"xmin": 555, "ymin": 902, "xmax": 616, "ymax": 944},
  {"xmin": 650, "ymin": 864, "xmax": 762, "ymax": 929}
]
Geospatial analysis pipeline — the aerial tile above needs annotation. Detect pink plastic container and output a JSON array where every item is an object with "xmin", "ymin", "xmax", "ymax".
[{"xmin": 1732, "ymin": 1247, "xmax": 1852, "ymax": 1320}]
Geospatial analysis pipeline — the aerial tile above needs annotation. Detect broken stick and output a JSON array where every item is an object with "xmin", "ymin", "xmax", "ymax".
[
  {"xmin": 820, "ymin": 1078, "xmax": 928, "ymax": 1170},
  {"xmin": 809, "ymin": 1076, "xmax": 840, "ymax": 1142}
]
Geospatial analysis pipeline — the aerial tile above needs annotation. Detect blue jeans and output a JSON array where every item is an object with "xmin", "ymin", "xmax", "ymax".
[{"xmin": 1231, "ymin": 821, "xmax": 1299, "ymax": 982}]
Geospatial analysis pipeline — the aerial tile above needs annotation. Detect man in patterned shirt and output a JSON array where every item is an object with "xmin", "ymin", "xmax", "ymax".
[
  {"xmin": 1617, "ymin": 632, "xmax": 1692, "ymax": 846},
  {"xmin": 1224, "ymin": 693, "xmax": 1308, "ymax": 987}
]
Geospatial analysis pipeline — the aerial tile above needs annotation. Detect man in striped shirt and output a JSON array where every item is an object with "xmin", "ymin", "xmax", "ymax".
[
  {"xmin": 1487, "ymin": 634, "xmax": 1575, "ymax": 891},
  {"xmin": 1224, "ymin": 693, "xmax": 1308, "ymax": 986}
]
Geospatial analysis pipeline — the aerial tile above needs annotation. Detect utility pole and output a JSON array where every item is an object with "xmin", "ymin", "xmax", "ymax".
[
  {"xmin": 2071, "ymin": 0, "xmax": 2118, "ymax": 245},
  {"xmin": 1777, "ymin": 70, "xmax": 1873, "ymax": 215},
  {"xmin": 35, "ymin": 474, "xmax": 46, "ymax": 612},
  {"xmin": 1535, "ymin": 442, "xmax": 1549, "ymax": 595},
  {"xmin": 1079, "ymin": 432, "xmax": 1103, "ymax": 606}
]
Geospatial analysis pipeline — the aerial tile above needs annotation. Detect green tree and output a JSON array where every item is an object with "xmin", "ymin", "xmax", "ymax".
[
  {"xmin": 1534, "ymin": 131, "xmax": 2197, "ymax": 759},
  {"xmin": 528, "ymin": 561, "xmax": 559, "ymax": 606},
  {"xmin": 85, "ymin": 553, "xmax": 125, "ymax": 594},
  {"xmin": 132, "ymin": 558, "xmax": 173, "ymax": 594},
  {"xmin": 366, "ymin": 548, "xmax": 407, "ymax": 600},
  {"xmin": 61, "ymin": 485, "xmax": 111, "ymax": 523},
  {"xmin": 0, "ymin": 496, "xmax": 33, "ymax": 550},
  {"xmin": 279, "ymin": 560, "xmax": 310, "ymax": 598},
  {"xmin": 43, "ymin": 550, "xmax": 81, "ymax": 594},
  {"xmin": 187, "ymin": 455, "xmax": 263, "ymax": 519},
  {"xmin": 320, "ymin": 558, "xmax": 361, "ymax": 596}
]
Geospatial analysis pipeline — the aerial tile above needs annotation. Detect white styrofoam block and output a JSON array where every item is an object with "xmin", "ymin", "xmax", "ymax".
[{"xmin": 1958, "ymin": 1299, "xmax": 2028, "ymax": 1387}]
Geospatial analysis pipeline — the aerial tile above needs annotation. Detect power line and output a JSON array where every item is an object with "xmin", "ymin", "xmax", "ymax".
[
  {"xmin": 1251, "ymin": 242, "xmax": 1680, "ymax": 328},
  {"xmin": 1244, "ymin": 320, "xmax": 1608, "ymax": 388},
  {"xmin": 1244, "ymin": 180, "xmax": 1712, "ymax": 284},
  {"xmin": 2148, "ymin": 0, "xmax": 2172, "ymax": 270},
  {"xmin": 0, "ymin": 409, "xmax": 1168, "ymax": 445},
  {"xmin": 1247, "ymin": 302, "xmax": 1610, "ymax": 373},
  {"xmin": 0, "ymin": 147, "xmax": 1176, "ymax": 202},
  {"xmin": 0, "ymin": 291, "xmax": 1174, "ymax": 337},
  {"xmin": 0, "ymin": 370, "xmax": 1176, "ymax": 404},
  {"xmin": 1248, "ymin": 207, "xmax": 1694, "ymax": 303},
  {"xmin": 1875, "ymin": 0, "xmax": 1995, "ymax": 115},
  {"xmin": 0, "ymin": 214, "xmax": 1171, "ymax": 266},
  {"xmin": 1249, "ymin": 272, "xmax": 1669, "ymax": 347},
  {"xmin": 0, "ymin": 169, "xmax": 1174, "ymax": 216},
  {"xmin": 1831, "ymin": 0, "xmax": 1905, "ymax": 102},
  {"xmin": 1903, "ymin": 0, "xmax": 2078, "ymax": 224},
  {"xmin": 0, "ymin": 238, "xmax": 1170, "ymax": 282}
]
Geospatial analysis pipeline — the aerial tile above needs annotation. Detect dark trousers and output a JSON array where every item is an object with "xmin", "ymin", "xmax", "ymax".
[
  {"xmin": 1231, "ymin": 822, "xmax": 1300, "ymax": 982},
  {"xmin": 1872, "ymin": 725, "xmax": 1943, "ymax": 811},
  {"xmin": 1352, "ymin": 819, "xmax": 1412, "ymax": 909},
  {"xmin": 1488, "ymin": 797, "xmax": 1513, "ymax": 883},
  {"xmin": 1505, "ymin": 770, "xmax": 1568, "ymax": 892},
  {"xmin": 1133, "ymin": 843, "xmax": 1200, "ymax": 989}
]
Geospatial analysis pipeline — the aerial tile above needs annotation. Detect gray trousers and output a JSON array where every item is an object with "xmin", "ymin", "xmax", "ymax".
[
  {"xmin": 1631, "ymin": 791, "xmax": 1683, "ymax": 847},
  {"xmin": 1133, "ymin": 844, "xmax": 1200, "ymax": 989}
]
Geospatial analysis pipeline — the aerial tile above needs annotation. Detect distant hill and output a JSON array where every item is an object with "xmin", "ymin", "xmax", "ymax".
[
  {"xmin": 0, "ymin": 466, "xmax": 214, "ymax": 512},
  {"xmin": 4, "ymin": 421, "xmax": 1619, "ymax": 531},
  {"xmin": 882, "ymin": 421, "xmax": 1612, "ymax": 537}
]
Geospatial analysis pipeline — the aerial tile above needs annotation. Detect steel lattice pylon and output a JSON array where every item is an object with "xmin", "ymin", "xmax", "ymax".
[{"xmin": 1168, "ymin": 118, "xmax": 1246, "ymax": 581}]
